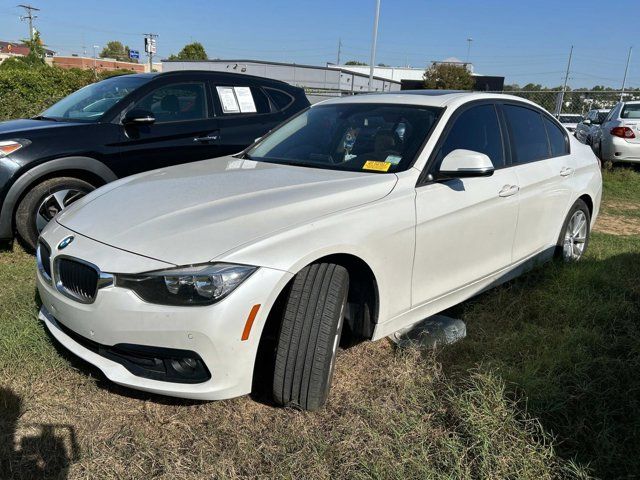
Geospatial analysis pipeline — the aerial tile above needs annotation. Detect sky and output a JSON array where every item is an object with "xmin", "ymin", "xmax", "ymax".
[{"xmin": 0, "ymin": 0, "xmax": 637, "ymax": 89}]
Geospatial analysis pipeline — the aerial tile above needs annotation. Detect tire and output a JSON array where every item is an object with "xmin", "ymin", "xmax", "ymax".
[
  {"xmin": 15, "ymin": 177, "xmax": 95, "ymax": 250},
  {"xmin": 555, "ymin": 198, "xmax": 591, "ymax": 262},
  {"xmin": 272, "ymin": 263, "xmax": 349, "ymax": 411}
]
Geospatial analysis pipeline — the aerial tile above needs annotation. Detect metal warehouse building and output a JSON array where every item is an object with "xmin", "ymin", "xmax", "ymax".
[{"xmin": 162, "ymin": 59, "xmax": 401, "ymax": 102}]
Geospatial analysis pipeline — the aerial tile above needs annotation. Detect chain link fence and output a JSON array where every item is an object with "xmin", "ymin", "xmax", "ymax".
[{"xmin": 491, "ymin": 90, "xmax": 640, "ymax": 116}]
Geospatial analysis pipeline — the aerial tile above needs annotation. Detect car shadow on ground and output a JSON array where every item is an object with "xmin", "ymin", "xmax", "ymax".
[{"xmin": 0, "ymin": 387, "xmax": 79, "ymax": 480}]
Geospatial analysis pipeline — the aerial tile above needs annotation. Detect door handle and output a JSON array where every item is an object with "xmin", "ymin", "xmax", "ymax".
[
  {"xmin": 560, "ymin": 167, "xmax": 574, "ymax": 177},
  {"xmin": 194, "ymin": 133, "xmax": 220, "ymax": 142},
  {"xmin": 498, "ymin": 184, "xmax": 519, "ymax": 197}
]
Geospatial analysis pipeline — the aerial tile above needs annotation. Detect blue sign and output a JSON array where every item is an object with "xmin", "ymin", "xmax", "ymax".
[{"xmin": 129, "ymin": 50, "xmax": 140, "ymax": 60}]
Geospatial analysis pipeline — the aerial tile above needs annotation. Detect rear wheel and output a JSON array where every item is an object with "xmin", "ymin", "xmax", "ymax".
[
  {"xmin": 272, "ymin": 263, "xmax": 349, "ymax": 411},
  {"xmin": 15, "ymin": 177, "xmax": 94, "ymax": 250},
  {"xmin": 556, "ymin": 199, "xmax": 591, "ymax": 262}
]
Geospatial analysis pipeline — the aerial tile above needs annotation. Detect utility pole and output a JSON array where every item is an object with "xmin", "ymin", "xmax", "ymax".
[
  {"xmin": 93, "ymin": 44, "xmax": 99, "ymax": 78},
  {"xmin": 336, "ymin": 38, "xmax": 342, "ymax": 65},
  {"xmin": 466, "ymin": 37, "xmax": 473, "ymax": 64},
  {"xmin": 144, "ymin": 33, "xmax": 158, "ymax": 72},
  {"xmin": 368, "ymin": 0, "xmax": 381, "ymax": 91},
  {"xmin": 620, "ymin": 46, "xmax": 633, "ymax": 102},
  {"xmin": 558, "ymin": 45, "xmax": 573, "ymax": 117},
  {"xmin": 18, "ymin": 4, "xmax": 40, "ymax": 40}
]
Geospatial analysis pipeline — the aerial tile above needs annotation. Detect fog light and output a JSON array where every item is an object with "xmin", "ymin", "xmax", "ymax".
[{"xmin": 170, "ymin": 357, "xmax": 199, "ymax": 375}]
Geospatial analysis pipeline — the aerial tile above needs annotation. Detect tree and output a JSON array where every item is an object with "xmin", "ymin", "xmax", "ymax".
[
  {"xmin": 168, "ymin": 42, "xmax": 207, "ymax": 61},
  {"xmin": 345, "ymin": 60, "xmax": 367, "ymax": 66},
  {"xmin": 423, "ymin": 63, "xmax": 474, "ymax": 90},
  {"xmin": 100, "ymin": 41, "xmax": 135, "ymax": 63}
]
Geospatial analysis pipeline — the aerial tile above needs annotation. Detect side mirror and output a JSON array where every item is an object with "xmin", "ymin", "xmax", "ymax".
[
  {"xmin": 123, "ymin": 109, "xmax": 155, "ymax": 126},
  {"xmin": 582, "ymin": 119, "xmax": 592, "ymax": 125},
  {"xmin": 438, "ymin": 149, "xmax": 494, "ymax": 179}
]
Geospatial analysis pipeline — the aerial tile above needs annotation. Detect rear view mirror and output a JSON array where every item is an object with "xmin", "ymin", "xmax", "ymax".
[
  {"xmin": 438, "ymin": 149, "xmax": 494, "ymax": 179},
  {"xmin": 123, "ymin": 109, "xmax": 155, "ymax": 126}
]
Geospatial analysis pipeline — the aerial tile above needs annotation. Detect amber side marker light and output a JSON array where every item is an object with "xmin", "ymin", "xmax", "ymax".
[{"xmin": 241, "ymin": 304, "xmax": 261, "ymax": 341}]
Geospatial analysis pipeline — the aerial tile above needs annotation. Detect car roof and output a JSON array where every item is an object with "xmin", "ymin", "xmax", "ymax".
[
  {"xmin": 313, "ymin": 90, "xmax": 545, "ymax": 110},
  {"xmin": 623, "ymin": 100, "xmax": 640, "ymax": 105}
]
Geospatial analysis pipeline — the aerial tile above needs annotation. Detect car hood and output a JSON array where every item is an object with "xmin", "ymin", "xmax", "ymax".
[
  {"xmin": 57, "ymin": 157, "xmax": 398, "ymax": 267},
  {"xmin": 0, "ymin": 118, "xmax": 84, "ymax": 136}
]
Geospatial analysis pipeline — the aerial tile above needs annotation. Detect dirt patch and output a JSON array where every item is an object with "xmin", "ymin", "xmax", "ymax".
[{"xmin": 594, "ymin": 213, "xmax": 640, "ymax": 235}]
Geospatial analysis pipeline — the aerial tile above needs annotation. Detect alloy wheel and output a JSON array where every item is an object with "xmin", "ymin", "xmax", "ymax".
[{"xmin": 562, "ymin": 210, "xmax": 588, "ymax": 261}]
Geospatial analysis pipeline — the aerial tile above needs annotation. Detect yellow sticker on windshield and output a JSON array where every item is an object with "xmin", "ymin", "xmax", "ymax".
[{"xmin": 363, "ymin": 161, "xmax": 392, "ymax": 172}]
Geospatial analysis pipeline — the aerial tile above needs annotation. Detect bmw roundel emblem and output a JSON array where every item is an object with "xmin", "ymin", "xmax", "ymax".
[{"xmin": 58, "ymin": 236, "xmax": 74, "ymax": 250}]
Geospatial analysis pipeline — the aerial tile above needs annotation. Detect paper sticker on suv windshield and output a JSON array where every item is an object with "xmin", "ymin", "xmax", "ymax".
[
  {"xmin": 363, "ymin": 161, "xmax": 391, "ymax": 172},
  {"xmin": 385, "ymin": 155, "xmax": 402, "ymax": 165}
]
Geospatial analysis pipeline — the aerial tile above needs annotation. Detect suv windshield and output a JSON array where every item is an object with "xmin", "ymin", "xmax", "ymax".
[
  {"xmin": 39, "ymin": 75, "xmax": 151, "ymax": 122},
  {"xmin": 247, "ymin": 103, "xmax": 442, "ymax": 173}
]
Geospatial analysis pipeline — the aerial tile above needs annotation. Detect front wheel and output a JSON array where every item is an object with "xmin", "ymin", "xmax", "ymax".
[
  {"xmin": 15, "ymin": 177, "xmax": 95, "ymax": 250},
  {"xmin": 556, "ymin": 199, "xmax": 591, "ymax": 262},
  {"xmin": 272, "ymin": 263, "xmax": 349, "ymax": 411}
]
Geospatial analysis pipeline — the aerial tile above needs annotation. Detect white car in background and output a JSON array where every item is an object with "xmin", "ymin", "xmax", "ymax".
[
  {"xmin": 558, "ymin": 113, "xmax": 584, "ymax": 133},
  {"xmin": 595, "ymin": 100, "xmax": 640, "ymax": 163},
  {"xmin": 36, "ymin": 92, "xmax": 602, "ymax": 411}
]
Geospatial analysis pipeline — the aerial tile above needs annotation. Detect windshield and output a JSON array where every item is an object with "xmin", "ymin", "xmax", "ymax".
[
  {"xmin": 40, "ymin": 75, "xmax": 151, "ymax": 122},
  {"xmin": 559, "ymin": 115, "xmax": 583, "ymax": 123},
  {"xmin": 247, "ymin": 103, "xmax": 442, "ymax": 173}
]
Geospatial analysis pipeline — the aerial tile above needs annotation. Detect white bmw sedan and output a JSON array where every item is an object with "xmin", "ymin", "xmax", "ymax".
[{"xmin": 36, "ymin": 92, "xmax": 602, "ymax": 410}]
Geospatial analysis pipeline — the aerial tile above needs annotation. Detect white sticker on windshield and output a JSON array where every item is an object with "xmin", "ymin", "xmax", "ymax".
[
  {"xmin": 217, "ymin": 86, "xmax": 240, "ymax": 113},
  {"xmin": 386, "ymin": 155, "xmax": 402, "ymax": 165},
  {"xmin": 234, "ymin": 87, "xmax": 257, "ymax": 113}
]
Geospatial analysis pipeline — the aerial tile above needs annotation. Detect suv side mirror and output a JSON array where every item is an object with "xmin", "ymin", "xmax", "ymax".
[
  {"xmin": 582, "ymin": 119, "xmax": 592, "ymax": 125},
  {"xmin": 123, "ymin": 109, "xmax": 155, "ymax": 126},
  {"xmin": 438, "ymin": 149, "xmax": 494, "ymax": 179}
]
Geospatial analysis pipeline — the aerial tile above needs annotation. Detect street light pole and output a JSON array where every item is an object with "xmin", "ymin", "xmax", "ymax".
[
  {"xmin": 620, "ymin": 47, "xmax": 633, "ymax": 102},
  {"xmin": 93, "ymin": 45, "xmax": 99, "ymax": 76},
  {"xmin": 368, "ymin": 0, "xmax": 380, "ymax": 92}
]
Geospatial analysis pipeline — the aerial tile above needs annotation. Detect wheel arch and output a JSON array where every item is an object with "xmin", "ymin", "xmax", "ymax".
[
  {"xmin": 0, "ymin": 156, "xmax": 117, "ymax": 239},
  {"xmin": 250, "ymin": 252, "xmax": 380, "ymax": 397}
]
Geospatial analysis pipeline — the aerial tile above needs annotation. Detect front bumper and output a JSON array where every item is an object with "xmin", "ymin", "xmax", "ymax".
[{"xmin": 37, "ymin": 223, "xmax": 293, "ymax": 401}]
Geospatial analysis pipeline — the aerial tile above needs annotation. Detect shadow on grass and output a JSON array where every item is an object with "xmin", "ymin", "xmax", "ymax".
[
  {"xmin": 0, "ymin": 387, "xmax": 79, "ymax": 480},
  {"xmin": 440, "ymin": 247, "xmax": 640, "ymax": 479}
]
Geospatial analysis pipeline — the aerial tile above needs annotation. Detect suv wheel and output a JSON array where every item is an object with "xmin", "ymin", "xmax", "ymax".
[
  {"xmin": 272, "ymin": 263, "xmax": 349, "ymax": 411},
  {"xmin": 15, "ymin": 177, "xmax": 95, "ymax": 250}
]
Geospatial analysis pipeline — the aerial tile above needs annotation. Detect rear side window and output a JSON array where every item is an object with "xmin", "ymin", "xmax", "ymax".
[
  {"xmin": 504, "ymin": 105, "xmax": 549, "ymax": 164},
  {"xmin": 622, "ymin": 104, "xmax": 640, "ymax": 119},
  {"xmin": 215, "ymin": 86, "xmax": 271, "ymax": 115},
  {"xmin": 265, "ymin": 88, "xmax": 294, "ymax": 111},
  {"xmin": 435, "ymin": 104, "xmax": 505, "ymax": 168},
  {"xmin": 543, "ymin": 116, "xmax": 569, "ymax": 157}
]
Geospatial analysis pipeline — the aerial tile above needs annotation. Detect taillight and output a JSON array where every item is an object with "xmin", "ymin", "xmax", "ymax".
[{"xmin": 610, "ymin": 126, "xmax": 636, "ymax": 139}]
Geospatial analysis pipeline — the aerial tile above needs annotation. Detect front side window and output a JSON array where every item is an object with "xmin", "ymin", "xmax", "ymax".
[
  {"xmin": 247, "ymin": 104, "xmax": 442, "ymax": 173},
  {"xmin": 135, "ymin": 82, "xmax": 207, "ymax": 123},
  {"xmin": 621, "ymin": 104, "xmax": 640, "ymax": 119},
  {"xmin": 504, "ymin": 105, "xmax": 549, "ymax": 164},
  {"xmin": 543, "ymin": 116, "xmax": 569, "ymax": 157},
  {"xmin": 435, "ymin": 104, "xmax": 505, "ymax": 169},
  {"xmin": 40, "ymin": 75, "xmax": 150, "ymax": 122}
]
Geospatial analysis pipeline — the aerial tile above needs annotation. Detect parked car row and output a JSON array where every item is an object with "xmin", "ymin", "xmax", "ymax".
[
  {"xmin": 1, "ymin": 75, "xmax": 602, "ymax": 410},
  {"xmin": 571, "ymin": 101, "xmax": 640, "ymax": 164}
]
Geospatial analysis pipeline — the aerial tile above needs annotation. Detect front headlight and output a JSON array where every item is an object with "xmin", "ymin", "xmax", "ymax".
[
  {"xmin": 115, "ymin": 263, "xmax": 257, "ymax": 306},
  {"xmin": 0, "ymin": 139, "xmax": 30, "ymax": 158}
]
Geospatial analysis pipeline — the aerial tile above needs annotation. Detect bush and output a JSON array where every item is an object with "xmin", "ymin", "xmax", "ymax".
[{"xmin": 0, "ymin": 65, "xmax": 131, "ymax": 121}]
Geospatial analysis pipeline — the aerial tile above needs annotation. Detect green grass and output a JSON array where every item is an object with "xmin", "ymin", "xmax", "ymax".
[{"xmin": 1, "ymin": 168, "xmax": 639, "ymax": 479}]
